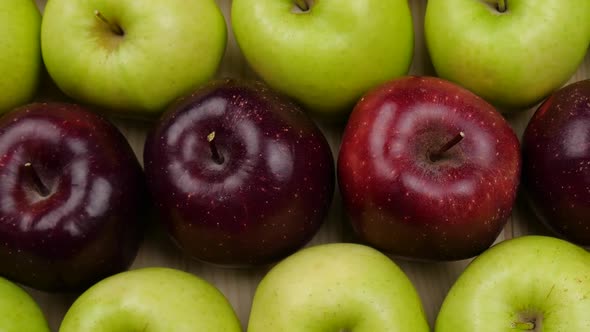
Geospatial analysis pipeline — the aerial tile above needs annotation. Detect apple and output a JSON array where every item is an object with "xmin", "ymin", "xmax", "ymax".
[
  {"xmin": 337, "ymin": 76, "xmax": 521, "ymax": 261},
  {"xmin": 522, "ymin": 79, "xmax": 590, "ymax": 245},
  {"xmin": 436, "ymin": 235, "xmax": 590, "ymax": 331},
  {"xmin": 144, "ymin": 78, "xmax": 335, "ymax": 266},
  {"xmin": 231, "ymin": 0, "xmax": 414, "ymax": 116},
  {"xmin": 0, "ymin": 0, "xmax": 42, "ymax": 113},
  {"xmin": 59, "ymin": 267, "xmax": 241, "ymax": 332},
  {"xmin": 0, "ymin": 276, "xmax": 49, "ymax": 332},
  {"xmin": 248, "ymin": 242, "xmax": 429, "ymax": 332},
  {"xmin": 425, "ymin": 0, "xmax": 590, "ymax": 110},
  {"xmin": 41, "ymin": 0, "xmax": 227, "ymax": 118},
  {"xmin": 0, "ymin": 102, "xmax": 147, "ymax": 292}
]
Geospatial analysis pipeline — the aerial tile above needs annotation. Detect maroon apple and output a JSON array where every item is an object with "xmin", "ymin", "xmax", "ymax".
[
  {"xmin": 337, "ymin": 76, "xmax": 521, "ymax": 261},
  {"xmin": 522, "ymin": 79, "xmax": 590, "ymax": 245},
  {"xmin": 0, "ymin": 103, "xmax": 147, "ymax": 292},
  {"xmin": 143, "ymin": 79, "xmax": 334, "ymax": 266}
]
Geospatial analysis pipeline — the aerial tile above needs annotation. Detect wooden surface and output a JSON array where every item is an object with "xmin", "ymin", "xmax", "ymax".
[{"xmin": 30, "ymin": 0, "xmax": 590, "ymax": 330}]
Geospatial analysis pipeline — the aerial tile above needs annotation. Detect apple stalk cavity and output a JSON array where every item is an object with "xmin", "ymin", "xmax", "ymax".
[
  {"xmin": 21, "ymin": 163, "xmax": 50, "ymax": 197},
  {"xmin": 430, "ymin": 131, "xmax": 465, "ymax": 162},
  {"xmin": 512, "ymin": 321, "xmax": 535, "ymax": 330},
  {"xmin": 496, "ymin": 0, "xmax": 506, "ymax": 12},
  {"xmin": 94, "ymin": 10, "xmax": 124, "ymax": 36},
  {"xmin": 293, "ymin": 0, "xmax": 311, "ymax": 12},
  {"xmin": 207, "ymin": 131, "xmax": 224, "ymax": 164}
]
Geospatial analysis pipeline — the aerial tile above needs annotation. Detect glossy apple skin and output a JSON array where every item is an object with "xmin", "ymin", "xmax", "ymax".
[
  {"xmin": 0, "ymin": 103, "xmax": 147, "ymax": 292},
  {"xmin": 338, "ymin": 76, "xmax": 521, "ymax": 261},
  {"xmin": 144, "ymin": 79, "xmax": 335, "ymax": 266},
  {"xmin": 522, "ymin": 79, "xmax": 590, "ymax": 245}
]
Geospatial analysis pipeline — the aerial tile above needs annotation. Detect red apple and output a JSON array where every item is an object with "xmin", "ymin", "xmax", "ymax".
[
  {"xmin": 143, "ymin": 79, "xmax": 335, "ymax": 266},
  {"xmin": 337, "ymin": 76, "xmax": 521, "ymax": 261},
  {"xmin": 0, "ymin": 103, "xmax": 147, "ymax": 292},
  {"xmin": 522, "ymin": 79, "xmax": 590, "ymax": 245}
]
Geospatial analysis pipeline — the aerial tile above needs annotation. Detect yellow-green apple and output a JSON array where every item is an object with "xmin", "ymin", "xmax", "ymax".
[
  {"xmin": 436, "ymin": 236, "xmax": 590, "ymax": 331},
  {"xmin": 338, "ymin": 76, "xmax": 521, "ymax": 261},
  {"xmin": 425, "ymin": 0, "xmax": 590, "ymax": 110},
  {"xmin": 248, "ymin": 243, "xmax": 429, "ymax": 332},
  {"xmin": 0, "ymin": 276, "xmax": 49, "ymax": 332},
  {"xmin": 0, "ymin": 0, "xmax": 42, "ymax": 113},
  {"xmin": 522, "ymin": 79, "xmax": 590, "ymax": 245},
  {"xmin": 41, "ymin": 0, "xmax": 227, "ymax": 118},
  {"xmin": 232, "ymin": 0, "xmax": 414, "ymax": 117},
  {"xmin": 59, "ymin": 267, "xmax": 241, "ymax": 332}
]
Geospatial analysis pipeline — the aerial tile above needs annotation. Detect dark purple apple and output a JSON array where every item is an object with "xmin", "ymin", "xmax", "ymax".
[
  {"xmin": 522, "ymin": 79, "xmax": 590, "ymax": 245},
  {"xmin": 143, "ymin": 79, "xmax": 334, "ymax": 266},
  {"xmin": 0, "ymin": 103, "xmax": 146, "ymax": 292},
  {"xmin": 338, "ymin": 76, "xmax": 521, "ymax": 261}
]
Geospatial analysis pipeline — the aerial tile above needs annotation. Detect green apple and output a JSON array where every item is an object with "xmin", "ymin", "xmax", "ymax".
[
  {"xmin": 41, "ymin": 0, "xmax": 226, "ymax": 118},
  {"xmin": 0, "ymin": 276, "xmax": 49, "ymax": 332},
  {"xmin": 0, "ymin": 0, "xmax": 41, "ymax": 113},
  {"xmin": 59, "ymin": 267, "xmax": 241, "ymax": 332},
  {"xmin": 425, "ymin": 0, "xmax": 590, "ymax": 111},
  {"xmin": 248, "ymin": 243, "xmax": 429, "ymax": 332},
  {"xmin": 232, "ymin": 0, "xmax": 414, "ymax": 117},
  {"xmin": 436, "ymin": 235, "xmax": 590, "ymax": 331}
]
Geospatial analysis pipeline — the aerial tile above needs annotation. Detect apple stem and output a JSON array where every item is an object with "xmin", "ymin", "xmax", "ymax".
[
  {"xmin": 512, "ymin": 321, "xmax": 535, "ymax": 330},
  {"xmin": 294, "ymin": 0, "xmax": 310, "ymax": 11},
  {"xmin": 497, "ymin": 0, "xmax": 507, "ymax": 12},
  {"xmin": 207, "ymin": 131, "xmax": 224, "ymax": 164},
  {"xmin": 22, "ymin": 163, "xmax": 50, "ymax": 197},
  {"xmin": 430, "ymin": 132, "xmax": 465, "ymax": 162},
  {"xmin": 94, "ymin": 10, "xmax": 124, "ymax": 36}
]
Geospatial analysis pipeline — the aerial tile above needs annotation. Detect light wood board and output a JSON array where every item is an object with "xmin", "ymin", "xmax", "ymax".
[{"xmin": 29, "ymin": 0, "xmax": 590, "ymax": 330}]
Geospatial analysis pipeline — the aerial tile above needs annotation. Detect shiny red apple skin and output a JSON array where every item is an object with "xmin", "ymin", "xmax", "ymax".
[
  {"xmin": 0, "ymin": 103, "xmax": 147, "ymax": 292},
  {"xmin": 522, "ymin": 79, "xmax": 590, "ymax": 245},
  {"xmin": 143, "ymin": 79, "xmax": 335, "ymax": 266},
  {"xmin": 337, "ymin": 76, "xmax": 521, "ymax": 261}
]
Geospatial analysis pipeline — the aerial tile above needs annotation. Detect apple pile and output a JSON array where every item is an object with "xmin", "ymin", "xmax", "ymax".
[{"xmin": 0, "ymin": 0, "xmax": 588, "ymax": 331}]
